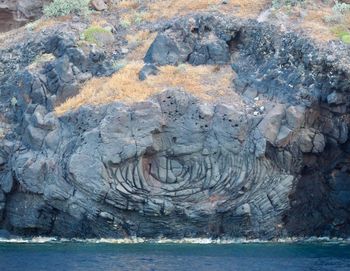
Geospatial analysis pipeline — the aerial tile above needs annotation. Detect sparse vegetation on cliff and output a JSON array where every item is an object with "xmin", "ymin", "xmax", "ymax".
[
  {"xmin": 82, "ymin": 25, "xmax": 113, "ymax": 45},
  {"xmin": 55, "ymin": 62, "xmax": 236, "ymax": 115},
  {"xmin": 43, "ymin": 0, "xmax": 91, "ymax": 17}
]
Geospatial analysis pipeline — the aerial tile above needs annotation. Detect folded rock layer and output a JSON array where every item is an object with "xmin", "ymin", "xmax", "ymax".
[{"xmin": 0, "ymin": 14, "xmax": 349, "ymax": 239}]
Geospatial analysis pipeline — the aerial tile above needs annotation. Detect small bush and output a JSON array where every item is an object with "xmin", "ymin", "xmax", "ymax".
[
  {"xmin": 331, "ymin": 25, "xmax": 350, "ymax": 44},
  {"xmin": 333, "ymin": 1, "xmax": 350, "ymax": 14},
  {"xmin": 342, "ymin": 34, "xmax": 350, "ymax": 44},
  {"xmin": 82, "ymin": 26, "xmax": 113, "ymax": 45},
  {"xmin": 325, "ymin": 1, "xmax": 350, "ymax": 23},
  {"xmin": 272, "ymin": 0, "xmax": 305, "ymax": 8},
  {"xmin": 120, "ymin": 19, "xmax": 131, "ymax": 28},
  {"xmin": 43, "ymin": 0, "xmax": 91, "ymax": 17}
]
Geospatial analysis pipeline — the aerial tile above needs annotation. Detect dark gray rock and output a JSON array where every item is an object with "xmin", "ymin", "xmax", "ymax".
[
  {"xmin": 0, "ymin": 172, "xmax": 14, "ymax": 194},
  {"xmin": 0, "ymin": 190, "xmax": 5, "ymax": 220},
  {"xmin": 188, "ymin": 40, "xmax": 230, "ymax": 65},
  {"xmin": 327, "ymin": 92, "xmax": 345, "ymax": 105},
  {"xmin": 286, "ymin": 105, "xmax": 305, "ymax": 129},
  {"xmin": 275, "ymin": 125, "xmax": 293, "ymax": 147},
  {"xmin": 243, "ymin": 88, "xmax": 258, "ymax": 100},
  {"xmin": 144, "ymin": 15, "xmax": 235, "ymax": 66},
  {"xmin": 0, "ymin": 0, "xmax": 50, "ymax": 32},
  {"xmin": 139, "ymin": 64, "xmax": 159, "ymax": 81},
  {"xmin": 258, "ymin": 104, "xmax": 286, "ymax": 144},
  {"xmin": 312, "ymin": 133, "xmax": 325, "ymax": 154},
  {"xmin": 298, "ymin": 128, "xmax": 315, "ymax": 153},
  {"xmin": 6, "ymin": 193, "xmax": 52, "ymax": 233},
  {"xmin": 0, "ymin": 229, "xmax": 11, "ymax": 239},
  {"xmin": 144, "ymin": 34, "xmax": 184, "ymax": 65}
]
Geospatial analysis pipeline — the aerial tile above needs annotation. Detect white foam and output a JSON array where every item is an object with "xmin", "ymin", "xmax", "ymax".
[{"xmin": 0, "ymin": 236, "xmax": 349, "ymax": 245}]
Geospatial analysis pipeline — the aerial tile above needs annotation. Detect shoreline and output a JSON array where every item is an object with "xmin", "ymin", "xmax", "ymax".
[{"xmin": 1, "ymin": 236, "xmax": 350, "ymax": 245}]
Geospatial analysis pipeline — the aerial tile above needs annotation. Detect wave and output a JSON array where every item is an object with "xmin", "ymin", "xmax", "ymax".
[{"xmin": 0, "ymin": 236, "xmax": 350, "ymax": 245}]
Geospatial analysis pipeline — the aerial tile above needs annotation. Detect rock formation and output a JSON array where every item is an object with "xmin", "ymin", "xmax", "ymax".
[
  {"xmin": 0, "ymin": 0, "xmax": 50, "ymax": 32},
  {"xmin": 0, "ymin": 14, "xmax": 349, "ymax": 239}
]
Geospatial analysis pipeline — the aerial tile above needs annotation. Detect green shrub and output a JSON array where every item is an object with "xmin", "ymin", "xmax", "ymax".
[
  {"xmin": 331, "ymin": 25, "xmax": 350, "ymax": 44},
  {"xmin": 331, "ymin": 25, "xmax": 348, "ymax": 36},
  {"xmin": 82, "ymin": 26, "xmax": 113, "ymax": 45},
  {"xmin": 272, "ymin": 0, "xmax": 305, "ymax": 8},
  {"xmin": 342, "ymin": 34, "xmax": 350, "ymax": 44},
  {"xmin": 43, "ymin": 0, "xmax": 91, "ymax": 17},
  {"xmin": 333, "ymin": 1, "xmax": 350, "ymax": 14},
  {"xmin": 120, "ymin": 19, "xmax": 131, "ymax": 28},
  {"xmin": 325, "ymin": 1, "xmax": 350, "ymax": 23}
]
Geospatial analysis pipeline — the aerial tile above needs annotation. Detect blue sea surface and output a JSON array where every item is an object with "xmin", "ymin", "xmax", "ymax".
[{"xmin": 0, "ymin": 241, "xmax": 350, "ymax": 271}]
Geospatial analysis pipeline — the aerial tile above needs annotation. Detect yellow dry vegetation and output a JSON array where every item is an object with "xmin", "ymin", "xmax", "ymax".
[
  {"xmin": 125, "ymin": 30, "xmax": 157, "ymax": 61},
  {"xmin": 292, "ymin": 5, "xmax": 336, "ymax": 42},
  {"xmin": 117, "ymin": 0, "xmax": 269, "ymax": 22},
  {"xmin": 27, "ymin": 16, "xmax": 71, "ymax": 32},
  {"xmin": 55, "ymin": 62, "xmax": 238, "ymax": 115},
  {"xmin": 116, "ymin": 0, "xmax": 350, "ymax": 42}
]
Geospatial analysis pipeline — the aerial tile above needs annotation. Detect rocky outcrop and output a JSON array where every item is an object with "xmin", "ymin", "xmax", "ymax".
[
  {"xmin": 0, "ymin": 14, "xmax": 349, "ymax": 239},
  {"xmin": 0, "ymin": 0, "xmax": 50, "ymax": 32}
]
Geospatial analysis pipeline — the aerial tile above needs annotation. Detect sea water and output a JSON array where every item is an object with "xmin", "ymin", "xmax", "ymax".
[{"xmin": 0, "ymin": 238, "xmax": 350, "ymax": 271}]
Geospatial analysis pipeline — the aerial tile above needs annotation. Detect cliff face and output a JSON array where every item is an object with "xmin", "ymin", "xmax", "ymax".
[
  {"xmin": 0, "ymin": 0, "xmax": 48, "ymax": 32},
  {"xmin": 0, "ymin": 14, "xmax": 349, "ymax": 239}
]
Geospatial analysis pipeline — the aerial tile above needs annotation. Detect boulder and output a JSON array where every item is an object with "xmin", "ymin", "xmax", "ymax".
[
  {"xmin": 327, "ymin": 91, "xmax": 346, "ymax": 105},
  {"xmin": 297, "ymin": 129, "xmax": 325, "ymax": 154},
  {"xmin": 91, "ymin": 0, "xmax": 108, "ymax": 11},
  {"xmin": 286, "ymin": 105, "xmax": 305, "ymax": 129},
  {"xmin": 23, "ymin": 125, "xmax": 47, "ymax": 149},
  {"xmin": 298, "ymin": 129, "xmax": 314, "ymax": 153},
  {"xmin": 258, "ymin": 104, "xmax": 286, "ymax": 144},
  {"xmin": 235, "ymin": 203, "xmax": 251, "ymax": 216},
  {"xmin": 188, "ymin": 40, "xmax": 230, "ymax": 65},
  {"xmin": 312, "ymin": 133, "xmax": 325, "ymax": 154},
  {"xmin": 243, "ymin": 88, "xmax": 258, "ymax": 99},
  {"xmin": 139, "ymin": 64, "xmax": 159, "ymax": 81},
  {"xmin": 275, "ymin": 125, "xmax": 293, "ymax": 147},
  {"xmin": 144, "ymin": 34, "xmax": 184, "ymax": 65}
]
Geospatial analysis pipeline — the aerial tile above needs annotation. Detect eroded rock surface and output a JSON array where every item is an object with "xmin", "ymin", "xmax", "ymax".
[
  {"xmin": 0, "ymin": 0, "xmax": 49, "ymax": 32},
  {"xmin": 0, "ymin": 14, "xmax": 349, "ymax": 239}
]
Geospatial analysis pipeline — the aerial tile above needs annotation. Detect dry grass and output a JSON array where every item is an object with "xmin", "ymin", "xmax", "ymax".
[
  {"xmin": 26, "ymin": 16, "xmax": 71, "ymax": 32},
  {"xmin": 27, "ymin": 53, "xmax": 55, "ymax": 71},
  {"xmin": 116, "ymin": 0, "xmax": 349, "ymax": 42},
  {"xmin": 125, "ymin": 30, "xmax": 157, "ymax": 61},
  {"xmin": 55, "ymin": 62, "xmax": 239, "ymax": 115},
  {"xmin": 272, "ymin": 2, "xmax": 350, "ymax": 42},
  {"xmin": 297, "ymin": 5, "xmax": 336, "ymax": 42},
  {"xmin": 117, "ymin": 0, "xmax": 269, "ymax": 22}
]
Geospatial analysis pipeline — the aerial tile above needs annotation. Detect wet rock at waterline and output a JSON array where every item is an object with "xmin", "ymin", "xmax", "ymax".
[{"xmin": 0, "ymin": 14, "xmax": 349, "ymax": 239}]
